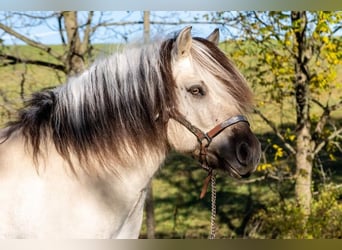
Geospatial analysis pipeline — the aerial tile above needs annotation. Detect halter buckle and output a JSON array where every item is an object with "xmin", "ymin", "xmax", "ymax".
[{"xmin": 198, "ymin": 133, "xmax": 212, "ymax": 147}]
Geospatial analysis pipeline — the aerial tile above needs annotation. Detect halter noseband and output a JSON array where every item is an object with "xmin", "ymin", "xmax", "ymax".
[{"xmin": 171, "ymin": 109, "xmax": 250, "ymax": 170}]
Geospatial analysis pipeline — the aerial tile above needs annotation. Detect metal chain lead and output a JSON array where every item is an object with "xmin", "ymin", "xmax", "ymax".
[
  {"xmin": 170, "ymin": 112, "xmax": 249, "ymax": 239},
  {"xmin": 200, "ymin": 161, "xmax": 216, "ymax": 239},
  {"xmin": 209, "ymin": 169, "xmax": 217, "ymax": 239}
]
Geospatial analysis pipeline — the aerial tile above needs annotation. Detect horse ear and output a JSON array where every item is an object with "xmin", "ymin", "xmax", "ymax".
[
  {"xmin": 207, "ymin": 28, "xmax": 220, "ymax": 46},
  {"xmin": 173, "ymin": 26, "xmax": 192, "ymax": 59}
]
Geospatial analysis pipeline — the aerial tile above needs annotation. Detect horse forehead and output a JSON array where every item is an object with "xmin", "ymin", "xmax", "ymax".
[{"xmin": 172, "ymin": 57, "xmax": 195, "ymax": 76}]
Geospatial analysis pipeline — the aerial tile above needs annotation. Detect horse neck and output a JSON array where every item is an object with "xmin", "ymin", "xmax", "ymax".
[{"xmin": 114, "ymin": 147, "xmax": 167, "ymax": 193}]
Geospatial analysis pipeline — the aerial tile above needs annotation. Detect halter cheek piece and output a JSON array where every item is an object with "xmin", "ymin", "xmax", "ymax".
[
  {"xmin": 171, "ymin": 110, "xmax": 249, "ymax": 168},
  {"xmin": 170, "ymin": 110, "xmax": 249, "ymax": 197}
]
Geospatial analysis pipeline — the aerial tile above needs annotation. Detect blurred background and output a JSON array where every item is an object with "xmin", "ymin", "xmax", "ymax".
[{"xmin": 0, "ymin": 11, "xmax": 341, "ymax": 238}]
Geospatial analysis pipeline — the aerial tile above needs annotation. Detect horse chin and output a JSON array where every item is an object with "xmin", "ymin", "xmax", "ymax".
[{"xmin": 206, "ymin": 152, "xmax": 252, "ymax": 179}]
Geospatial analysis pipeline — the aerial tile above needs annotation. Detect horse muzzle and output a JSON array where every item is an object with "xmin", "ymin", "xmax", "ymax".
[
  {"xmin": 206, "ymin": 125, "xmax": 261, "ymax": 178},
  {"xmin": 171, "ymin": 110, "xmax": 261, "ymax": 179}
]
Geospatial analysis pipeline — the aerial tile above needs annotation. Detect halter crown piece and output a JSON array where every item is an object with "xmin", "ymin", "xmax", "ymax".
[{"xmin": 171, "ymin": 110, "xmax": 250, "ymax": 239}]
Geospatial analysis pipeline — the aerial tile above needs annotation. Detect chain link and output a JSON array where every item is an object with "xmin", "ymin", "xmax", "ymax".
[{"xmin": 209, "ymin": 170, "xmax": 217, "ymax": 239}]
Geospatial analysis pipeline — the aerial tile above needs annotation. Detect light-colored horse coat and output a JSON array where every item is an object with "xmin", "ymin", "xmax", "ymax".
[
  {"xmin": 0, "ymin": 27, "xmax": 261, "ymax": 238},
  {"xmin": 0, "ymin": 129, "xmax": 159, "ymax": 238}
]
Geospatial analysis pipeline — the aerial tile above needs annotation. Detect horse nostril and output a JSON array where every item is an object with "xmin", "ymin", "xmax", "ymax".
[{"xmin": 236, "ymin": 142, "xmax": 250, "ymax": 166}]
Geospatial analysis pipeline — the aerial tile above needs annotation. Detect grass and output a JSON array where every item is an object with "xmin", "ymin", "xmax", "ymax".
[
  {"xmin": 139, "ymin": 152, "xmax": 290, "ymax": 238},
  {"xmin": 0, "ymin": 42, "xmax": 341, "ymax": 238}
]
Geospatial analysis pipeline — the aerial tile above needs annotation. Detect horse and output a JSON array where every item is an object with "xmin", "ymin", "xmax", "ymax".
[{"xmin": 0, "ymin": 26, "xmax": 261, "ymax": 238}]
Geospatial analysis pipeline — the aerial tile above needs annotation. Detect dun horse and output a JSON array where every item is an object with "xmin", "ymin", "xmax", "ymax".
[{"xmin": 0, "ymin": 27, "xmax": 261, "ymax": 238}]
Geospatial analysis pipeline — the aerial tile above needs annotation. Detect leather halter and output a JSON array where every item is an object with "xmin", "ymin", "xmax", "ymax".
[
  {"xmin": 171, "ymin": 109, "xmax": 250, "ymax": 170},
  {"xmin": 170, "ymin": 110, "xmax": 250, "ymax": 239}
]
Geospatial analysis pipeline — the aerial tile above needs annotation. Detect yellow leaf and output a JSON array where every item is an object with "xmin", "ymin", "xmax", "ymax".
[
  {"xmin": 329, "ymin": 154, "xmax": 336, "ymax": 161},
  {"xmin": 322, "ymin": 36, "xmax": 329, "ymax": 44},
  {"xmin": 257, "ymin": 163, "xmax": 273, "ymax": 172},
  {"xmin": 289, "ymin": 135, "xmax": 296, "ymax": 141}
]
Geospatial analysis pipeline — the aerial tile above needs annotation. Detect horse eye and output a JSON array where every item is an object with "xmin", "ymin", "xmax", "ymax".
[{"xmin": 187, "ymin": 85, "xmax": 205, "ymax": 97}]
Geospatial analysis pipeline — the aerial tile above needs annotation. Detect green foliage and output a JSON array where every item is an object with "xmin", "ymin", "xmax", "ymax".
[
  {"xmin": 1, "ymin": 14, "xmax": 341, "ymax": 238},
  {"xmin": 229, "ymin": 11, "xmax": 342, "ymax": 105},
  {"xmin": 251, "ymin": 186, "xmax": 342, "ymax": 239},
  {"xmin": 226, "ymin": 11, "xmax": 342, "ymax": 201}
]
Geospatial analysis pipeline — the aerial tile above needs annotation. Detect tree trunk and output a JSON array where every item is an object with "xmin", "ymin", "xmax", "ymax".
[
  {"xmin": 143, "ymin": 11, "xmax": 150, "ymax": 44},
  {"xmin": 62, "ymin": 11, "xmax": 85, "ymax": 75},
  {"xmin": 142, "ymin": 11, "xmax": 156, "ymax": 239},
  {"xmin": 295, "ymin": 121, "xmax": 313, "ymax": 214},
  {"xmin": 145, "ymin": 180, "xmax": 155, "ymax": 239},
  {"xmin": 291, "ymin": 11, "xmax": 313, "ymax": 215}
]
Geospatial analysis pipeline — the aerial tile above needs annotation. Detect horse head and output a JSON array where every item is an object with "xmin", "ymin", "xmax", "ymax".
[{"xmin": 167, "ymin": 27, "xmax": 261, "ymax": 178}]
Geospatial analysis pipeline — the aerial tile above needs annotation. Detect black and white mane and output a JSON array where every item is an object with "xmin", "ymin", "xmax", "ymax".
[{"xmin": 3, "ymin": 35, "xmax": 252, "ymax": 175}]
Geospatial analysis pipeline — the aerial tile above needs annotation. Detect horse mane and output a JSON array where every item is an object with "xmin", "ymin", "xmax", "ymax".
[{"xmin": 1, "ymin": 34, "xmax": 253, "ymax": 175}]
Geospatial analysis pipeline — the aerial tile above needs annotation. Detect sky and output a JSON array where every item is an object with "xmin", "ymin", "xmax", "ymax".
[
  {"xmin": 3, "ymin": 11, "xmax": 341, "ymax": 46},
  {"xmin": 0, "ymin": 11, "xmax": 226, "ymax": 45}
]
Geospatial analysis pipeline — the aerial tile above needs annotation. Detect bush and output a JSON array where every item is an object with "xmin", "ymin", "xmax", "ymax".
[{"xmin": 249, "ymin": 185, "xmax": 342, "ymax": 239}]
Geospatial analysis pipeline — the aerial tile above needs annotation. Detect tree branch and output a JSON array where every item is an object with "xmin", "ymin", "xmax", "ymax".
[
  {"xmin": 81, "ymin": 11, "xmax": 94, "ymax": 54},
  {"xmin": 237, "ymin": 173, "xmax": 295, "ymax": 184},
  {"xmin": 0, "ymin": 22, "xmax": 62, "ymax": 60},
  {"xmin": 314, "ymin": 99, "xmax": 342, "ymax": 136},
  {"xmin": 90, "ymin": 20, "xmax": 228, "ymax": 32},
  {"xmin": 0, "ymin": 53, "xmax": 66, "ymax": 72},
  {"xmin": 332, "ymin": 25, "xmax": 342, "ymax": 35},
  {"xmin": 314, "ymin": 127, "xmax": 342, "ymax": 155},
  {"xmin": 57, "ymin": 13, "xmax": 67, "ymax": 46},
  {"xmin": 254, "ymin": 108, "xmax": 297, "ymax": 155},
  {"xmin": 10, "ymin": 11, "xmax": 57, "ymax": 20}
]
